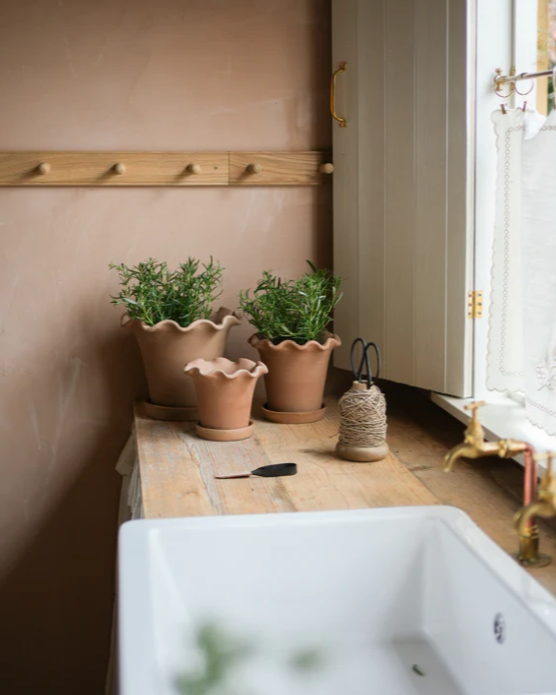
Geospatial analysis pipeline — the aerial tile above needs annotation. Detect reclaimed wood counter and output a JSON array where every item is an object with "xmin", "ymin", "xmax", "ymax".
[{"xmin": 134, "ymin": 386, "xmax": 556, "ymax": 595}]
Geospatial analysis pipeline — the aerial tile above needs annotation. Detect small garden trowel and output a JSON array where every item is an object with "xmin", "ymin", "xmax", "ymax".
[{"xmin": 214, "ymin": 463, "xmax": 297, "ymax": 479}]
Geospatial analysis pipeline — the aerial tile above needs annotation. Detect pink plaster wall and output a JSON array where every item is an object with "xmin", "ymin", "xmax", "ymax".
[{"xmin": 0, "ymin": 1, "xmax": 332, "ymax": 692}]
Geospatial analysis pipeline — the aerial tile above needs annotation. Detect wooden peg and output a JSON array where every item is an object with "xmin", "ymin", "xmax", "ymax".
[
  {"xmin": 187, "ymin": 163, "xmax": 202, "ymax": 174},
  {"xmin": 113, "ymin": 163, "xmax": 126, "ymax": 175},
  {"xmin": 319, "ymin": 163, "xmax": 334, "ymax": 174},
  {"xmin": 38, "ymin": 162, "xmax": 51, "ymax": 175},
  {"xmin": 247, "ymin": 163, "xmax": 262, "ymax": 174}
]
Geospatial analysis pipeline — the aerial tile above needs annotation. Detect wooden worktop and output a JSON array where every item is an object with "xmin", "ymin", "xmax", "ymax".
[{"xmin": 134, "ymin": 383, "xmax": 556, "ymax": 595}]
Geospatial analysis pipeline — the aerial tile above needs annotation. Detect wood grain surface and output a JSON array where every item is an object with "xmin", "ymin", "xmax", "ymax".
[
  {"xmin": 229, "ymin": 151, "xmax": 332, "ymax": 185},
  {"xmin": 0, "ymin": 151, "xmax": 229, "ymax": 186},
  {"xmin": 0, "ymin": 151, "xmax": 334, "ymax": 186},
  {"xmin": 135, "ymin": 384, "xmax": 556, "ymax": 595}
]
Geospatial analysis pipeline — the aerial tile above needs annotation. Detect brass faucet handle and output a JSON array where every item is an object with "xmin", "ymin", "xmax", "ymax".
[
  {"xmin": 463, "ymin": 401, "xmax": 487, "ymax": 439},
  {"xmin": 464, "ymin": 401, "xmax": 487, "ymax": 420}
]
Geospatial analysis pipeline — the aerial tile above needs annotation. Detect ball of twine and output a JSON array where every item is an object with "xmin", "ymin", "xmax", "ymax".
[{"xmin": 338, "ymin": 383, "xmax": 387, "ymax": 448}]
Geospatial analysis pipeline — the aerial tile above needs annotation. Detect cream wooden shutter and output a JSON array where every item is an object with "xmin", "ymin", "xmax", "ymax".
[{"xmin": 332, "ymin": 0, "xmax": 475, "ymax": 397}]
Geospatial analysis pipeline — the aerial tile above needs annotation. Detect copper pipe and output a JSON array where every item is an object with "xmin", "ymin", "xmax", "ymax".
[
  {"xmin": 523, "ymin": 445, "xmax": 537, "ymax": 529},
  {"xmin": 443, "ymin": 403, "xmax": 541, "ymax": 559},
  {"xmin": 513, "ymin": 455, "xmax": 556, "ymax": 567}
]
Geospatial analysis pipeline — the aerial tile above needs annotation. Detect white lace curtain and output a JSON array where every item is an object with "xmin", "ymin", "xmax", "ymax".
[{"xmin": 487, "ymin": 107, "xmax": 556, "ymax": 435}]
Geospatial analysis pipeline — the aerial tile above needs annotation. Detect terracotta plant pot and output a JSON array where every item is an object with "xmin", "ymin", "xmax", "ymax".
[
  {"xmin": 184, "ymin": 357, "xmax": 268, "ymax": 441},
  {"xmin": 249, "ymin": 333, "xmax": 341, "ymax": 422},
  {"xmin": 123, "ymin": 308, "xmax": 240, "ymax": 417}
]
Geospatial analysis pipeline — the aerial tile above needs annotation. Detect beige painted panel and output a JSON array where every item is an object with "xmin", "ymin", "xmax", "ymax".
[
  {"xmin": 357, "ymin": 0, "xmax": 386, "ymax": 376},
  {"xmin": 332, "ymin": 0, "xmax": 360, "ymax": 369},
  {"xmin": 413, "ymin": 0, "xmax": 448, "ymax": 391},
  {"xmin": 333, "ymin": 0, "xmax": 472, "ymax": 397},
  {"xmin": 446, "ymin": 0, "xmax": 475, "ymax": 396},
  {"xmin": 384, "ymin": 0, "xmax": 416, "ymax": 385}
]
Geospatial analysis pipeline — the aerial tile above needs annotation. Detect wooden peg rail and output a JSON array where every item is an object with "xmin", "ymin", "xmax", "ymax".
[{"xmin": 0, "ymin": 151, "xmax": 333, "ymax": 187}]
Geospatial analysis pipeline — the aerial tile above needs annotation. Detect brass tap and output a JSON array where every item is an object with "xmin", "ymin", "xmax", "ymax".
[
  {"xmin": 514, "ymin": 454, "xmax": 556, "ymax": 568},
  {"xmin": 443, "ymin": 401, "xmax": 550, "ymax": 567},
  {"xmin": 443, "ymin": 402, "xmax": 527, "ymax": 472}
]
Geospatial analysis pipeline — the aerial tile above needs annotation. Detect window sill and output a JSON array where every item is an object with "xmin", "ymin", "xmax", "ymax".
[{"xmin": 431, "ymin": 392, "xmax": 556, "ymax": 473}]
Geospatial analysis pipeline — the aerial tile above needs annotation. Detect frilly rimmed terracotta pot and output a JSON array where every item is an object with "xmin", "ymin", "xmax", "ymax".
[
  {"xmin": 249, "ymin": 332, "xmax": 341, "ymax": 423},
  {"xmin": 184, "ymin": 357, "xmax": 268, "ymax": 441},
  {"xmin": 123, "ymin": 307, "xmax": 241, "ymax": 419}
]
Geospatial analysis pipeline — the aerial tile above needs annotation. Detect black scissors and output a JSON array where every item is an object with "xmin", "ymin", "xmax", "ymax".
[{"xmin": 350, "ymin": 338, "xmax": 381, "ymax": 389}]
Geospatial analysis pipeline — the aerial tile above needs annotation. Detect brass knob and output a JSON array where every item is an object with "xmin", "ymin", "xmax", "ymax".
[
  {"xmin": 38, "ymin": 162, "xmax": 51, "ymax": 175},
  {"xmin": 247, "ymin": 163, "xmax": 262, "ymax": 174},
  {"xmin": 319, "ymin": 163, "xmax": 334, "ymax": 174},
  {"xmin": 464, "ymin": 400, "xmax": 486, "ymax": 414},
  {"xmin": 187, "ymin": 163, "xmax": 202, "ymax": 174},
  {"xmin": 464, "ymin": 401, "xmax": 486, "ymax": 425},
  {"xmin": 113, "ymin": 163, "xmax": 126, "ymax": 175}
]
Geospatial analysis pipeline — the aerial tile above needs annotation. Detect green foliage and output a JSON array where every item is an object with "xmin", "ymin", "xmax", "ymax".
[
  {"xmin": 174, "ymin": 623, "xmax": 251, "ymax": 695},
  {"xmin": 239, "ymin": 261, "xmax": 343, "ymax": 345},
  {"xmin": 174, "ymin": 622, "xmax": 324, "ymax": 695},
  {"xmin": 109, "ymin": 258, "xmax": 223, "ymax": 327},
  {"xmin": 289, "ymin": 647, "xmax": 324, "ymax": 672}
]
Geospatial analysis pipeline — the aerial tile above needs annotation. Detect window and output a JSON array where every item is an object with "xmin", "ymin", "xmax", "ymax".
[{"xmin": 433, "ymin": 0, "xmax": 556, "ymax": 459}]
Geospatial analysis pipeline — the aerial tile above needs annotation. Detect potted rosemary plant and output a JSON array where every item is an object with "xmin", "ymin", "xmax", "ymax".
[
  {"xmin": 110, "ymin": 258, "xmax": 240, "ymax": 420},
  {"xmin": 239, "ymin": 262, "xmax": 342, "ymax": 423}
]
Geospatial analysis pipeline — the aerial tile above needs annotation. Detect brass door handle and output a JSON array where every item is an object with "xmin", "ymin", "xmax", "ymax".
[{"xmin": 331, "ymin": 61, "xmax": 347, "ymax": 127}]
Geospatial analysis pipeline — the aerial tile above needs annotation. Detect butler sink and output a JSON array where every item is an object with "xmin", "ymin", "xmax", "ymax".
[{"xmin": 118, "ymin": 507, "xmax": 556, "ymax": 695}]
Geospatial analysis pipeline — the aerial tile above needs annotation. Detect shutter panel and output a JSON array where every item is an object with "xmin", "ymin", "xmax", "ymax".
[{"xmin": 332, "ymin": 0, "xmax": 474, "ymax": 397}]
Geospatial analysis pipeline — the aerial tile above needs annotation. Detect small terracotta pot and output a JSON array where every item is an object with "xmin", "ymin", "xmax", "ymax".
[
  {"xmin": 249, "ymin": 333, "xmax": 341, "ymax": 416},
  {"xmin": 123, "ymin": 307, "xmax": 241, "ymax": 409},
  {"xmin": 184, "ymin": 357, "xmax": 268, "ymax": 435}
]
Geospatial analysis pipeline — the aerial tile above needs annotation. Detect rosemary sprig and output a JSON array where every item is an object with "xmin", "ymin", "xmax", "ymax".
[
  {"xmin": 239, "ymin": 261, "xmax": 342, "ymax": 345},
  {"xmin": 109, "ymin": 257, "xmax": 223, "ymax": 327}
]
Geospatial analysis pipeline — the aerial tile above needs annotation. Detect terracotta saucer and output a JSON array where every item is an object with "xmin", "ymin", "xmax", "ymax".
[
  {"xmin": 261, "ymin": 403, "xmax": 326, "ymax": 424},
  {"xmin": 196, "ymin": 421, "xmax": 255, "ymax": 442},
  {"xmin": 142, "ymin": 400, "xmax": 198, "ymax": 422}
]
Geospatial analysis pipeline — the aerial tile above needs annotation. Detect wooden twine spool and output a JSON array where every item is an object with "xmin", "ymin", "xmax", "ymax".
[{"xmin": 336, "ymin": 381, "xmax": 389, "ymax": 462}]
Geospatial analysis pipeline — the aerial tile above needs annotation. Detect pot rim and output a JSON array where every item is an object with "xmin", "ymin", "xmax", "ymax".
[
  {"xmin": 248, "ymin": 332, "xmax": 341, "ymax": 352},
  {"xmin": 121, "ymin": 307, "xmax": 241, "ymax": 333},
  {"xmin": 184, "ymin": 357, "xmax": 268, "ymax": 379}
]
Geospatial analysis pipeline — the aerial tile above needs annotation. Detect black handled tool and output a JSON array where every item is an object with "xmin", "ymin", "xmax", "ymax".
[
  {"xmin": 350, "ymin": 338, "xmax": 381, "ymax": 389},
  {"xmin": 214, "ymin": 463, "xmax": 297, "ymax": 479}
]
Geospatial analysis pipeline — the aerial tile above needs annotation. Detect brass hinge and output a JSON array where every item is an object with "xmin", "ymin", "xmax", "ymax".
[{"xmin": 468, "ymin": 290, "xmax": 483, "ymax": 319}]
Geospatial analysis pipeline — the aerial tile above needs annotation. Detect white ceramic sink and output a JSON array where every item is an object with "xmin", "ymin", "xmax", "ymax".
[{"xmin": 118, "ymin": 507, "xmax": 556, "ymax": 695}]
